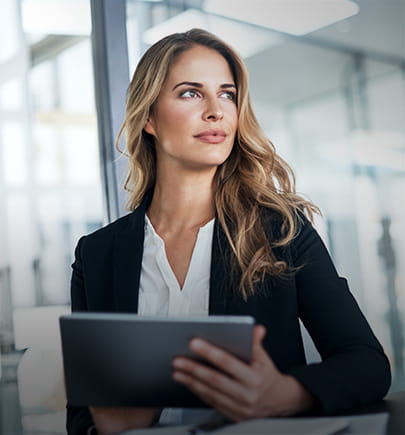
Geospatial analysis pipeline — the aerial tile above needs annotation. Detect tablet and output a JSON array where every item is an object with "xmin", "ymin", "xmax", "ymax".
[{"xmin": 60, "ymin": 313, "xmax": 254, "ymax": 407}]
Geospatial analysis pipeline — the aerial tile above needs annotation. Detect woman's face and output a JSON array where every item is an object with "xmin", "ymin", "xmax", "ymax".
[{"xmin": 144, "ymin": 45, "xmax": 238, "ymax": 173}]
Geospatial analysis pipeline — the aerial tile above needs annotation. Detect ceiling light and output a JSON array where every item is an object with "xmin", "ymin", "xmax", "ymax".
[
  {"xmin": 204, "ymin": 0, "xmax": 359, "ymax": 36},
  {"xmin": 22, "ymin": 0, "xmax": 91, "ymax": 35},
  {"xmin": 143, "ymin": 9, "xmax": 283, "ymax": 58}
]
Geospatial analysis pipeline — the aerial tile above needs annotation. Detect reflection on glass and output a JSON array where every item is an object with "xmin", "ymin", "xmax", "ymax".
[
  {"xmin": 0, "ymin": 0, "xmax": 102, "ymax": 432},
  {"xmin": 0, "ymin": 78, "xmax": 23, "ymax": 110},
  {"xmin": 1, "ymin": 122, "xmax": 27, "ymax": 185},
  {"xmin": 0, "ymin": 0, "xmax": 19, "ymax": 62},
  {"xmin": 58, "ymin": 41, "xmax": 94, "ymax": 112},
  {"xmin": 29, "ymin": 61, "xmax": 54, "ymax": 111},
  {"xmin": 6, "ymin": 194, "xmax": 36, "ymax": 307},
  {"xmin": 34, "ymin": 124, "xmax": 60, "ymax": 185}
]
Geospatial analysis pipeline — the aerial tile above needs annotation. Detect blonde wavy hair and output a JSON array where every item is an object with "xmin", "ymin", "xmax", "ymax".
[{"xmin": 117, "ymin": 28, "xmax": 319, "ymax": 299}]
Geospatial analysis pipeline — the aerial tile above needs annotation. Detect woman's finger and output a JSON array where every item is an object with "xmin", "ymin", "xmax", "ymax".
[
  {"xmin": 251, "ymin": 325, "xmax": 269, "ymax": 361},
  {"xmin": 251, "ymin": 325, "xmax": 278, "ymax": 375},
  {"xmin": 172, "ymin": 357, "xmax": 259, "ymax": 405},
  {"xmin": 253, "ymin": 324, "xmax": 266, "ymax": 345},
  {"xmin": 187, "ymin": 338, "xmax": 254, "ymax": 383},
  {"xmin": 184, "ymin": 324, "xmax": 277, "ymax": 387},
  {"xmin": 172, "ymin": 369, "xmax": 260, "ymax": 421}
]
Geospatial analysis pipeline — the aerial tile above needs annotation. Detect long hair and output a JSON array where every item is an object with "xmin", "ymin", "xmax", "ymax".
[{"xmin": 117, "ymin": 28, "xmax": 319, "ymax": 299}]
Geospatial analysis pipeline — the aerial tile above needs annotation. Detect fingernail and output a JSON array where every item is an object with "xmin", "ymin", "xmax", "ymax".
[
  {"xmin": 190, "ymin": 338, "xmax": 204, "ymax": 350},
  {"xmin": 172, "ymin": 372, "xmax": 183, "ymax": 382},
  {"xmin": 172, "ymin": 358, "xmax": 183, "ymax": 368}
]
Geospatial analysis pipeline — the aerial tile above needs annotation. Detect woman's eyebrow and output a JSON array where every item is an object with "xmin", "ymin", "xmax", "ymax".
[{"xmin": 172, "ymin": 81, "xmax": 236, "ymax": 91}]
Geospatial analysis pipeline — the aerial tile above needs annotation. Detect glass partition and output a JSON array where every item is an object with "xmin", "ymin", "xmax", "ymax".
[{"xmin": 0, "ymin": 0, "xmax": 102, "ymax": 432}]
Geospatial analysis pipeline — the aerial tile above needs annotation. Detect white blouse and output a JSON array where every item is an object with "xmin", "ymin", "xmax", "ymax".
[
  {"xmin": 138, "ymin": 215, "xmax": 216, "ymax": 426},
  {"xmin": 138, "ymin": 215, "xmax": 214, "ymax": 317}
]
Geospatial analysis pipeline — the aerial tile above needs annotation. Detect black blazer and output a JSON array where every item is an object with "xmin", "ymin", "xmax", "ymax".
[{"xmin": 67, "ymin": 196, "xmax": 391, "ymax": 434}]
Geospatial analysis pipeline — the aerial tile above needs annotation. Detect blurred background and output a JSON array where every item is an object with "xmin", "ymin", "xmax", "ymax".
[{"xmin": 0, "ymin": 0, "xmax": 404, "ymax": 433}]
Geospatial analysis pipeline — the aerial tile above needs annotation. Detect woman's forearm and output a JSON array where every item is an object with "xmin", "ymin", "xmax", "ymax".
[
  {"xmin": 90, "ymin": 407, "xmax": 160, "ymax": 435},
  {"xmin": 273, "ymin": 374, "xmax": 316, "ymax": 417}
]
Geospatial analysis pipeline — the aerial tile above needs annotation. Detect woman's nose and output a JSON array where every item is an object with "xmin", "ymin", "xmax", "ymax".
[{"xmin": 203, "ymin": 98, "xmax": 223, "ymax": 121}]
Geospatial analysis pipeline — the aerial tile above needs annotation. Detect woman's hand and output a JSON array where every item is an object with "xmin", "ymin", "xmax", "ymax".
[
  {"xmin": 172, "ymin": 325, "xmax": 315, "ymax": 421},
  {"xmin": 89, "ymin": 407, "xmax": 160, "ymax": 435}
]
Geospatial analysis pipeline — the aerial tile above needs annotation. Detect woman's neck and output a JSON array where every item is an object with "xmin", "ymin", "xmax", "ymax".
[{"xmin": 147, "ymin": 172, "xmax": 215, "ymax": 234}]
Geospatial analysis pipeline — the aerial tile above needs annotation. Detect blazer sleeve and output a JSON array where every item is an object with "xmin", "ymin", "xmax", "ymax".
[
  {"xmin": 66, "ymin": 236, "xmax": 95, "ymax": 435},
  {"xmin": 285, "ymin": 217, "xmax": 391, "ymax": 414}
]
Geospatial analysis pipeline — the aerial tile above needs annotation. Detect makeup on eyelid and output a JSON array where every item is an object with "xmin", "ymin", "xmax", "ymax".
[{"xmin": 177, "ymin": 88, "xmax": 236, "ymax": 101}]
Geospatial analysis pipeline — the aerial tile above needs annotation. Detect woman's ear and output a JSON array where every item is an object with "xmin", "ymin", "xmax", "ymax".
[{"xmin": 144, "ymin": 116, "xmax": 156, "ymax": 137}]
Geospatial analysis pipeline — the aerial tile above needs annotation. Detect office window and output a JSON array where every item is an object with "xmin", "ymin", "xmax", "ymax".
[{"xmin": 0, "ymin": 0, "xmax": 102, "ymax": 433}]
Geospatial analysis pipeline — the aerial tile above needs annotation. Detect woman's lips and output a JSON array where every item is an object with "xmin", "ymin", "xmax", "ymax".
[{"xmin": 195, "ymin": 129, "xmax": 226, "ymax": 144}]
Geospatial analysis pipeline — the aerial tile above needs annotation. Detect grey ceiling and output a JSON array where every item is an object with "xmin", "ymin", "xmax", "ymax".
[{"xmin": 245, "ymin": 0, "xmax": 405, "ymax": 107}]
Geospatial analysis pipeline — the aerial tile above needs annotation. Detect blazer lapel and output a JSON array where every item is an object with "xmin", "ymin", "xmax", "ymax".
[
  {"xmin": 210, "ymin": 219, "xmax": 260, "ymax": 316},
  {"xmin": 209, "ymin": 220, "xmax": 233, "ymax": 315},
  {"xmin": 113, "ymin": 197, "xmax": 150, "ymax": 313}
]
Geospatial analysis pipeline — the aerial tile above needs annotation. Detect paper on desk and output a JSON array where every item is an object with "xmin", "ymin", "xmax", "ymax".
[
  {"xmin": 122, "ymin": 424, "xmax": 193, "ymax": 434},
  {"xmin": 210, "ymin": 417, "xmax": 348, "ymax": 434},
  {"xmin": 211, "ymin": 413, "xmax": 389, "ymax": 434},
  {"xmin": 123, "ymin": 412, "xmax": 389, "ymax": 434}
]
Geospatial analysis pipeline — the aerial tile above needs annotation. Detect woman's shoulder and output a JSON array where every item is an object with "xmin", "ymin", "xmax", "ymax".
[
  {"xmin": 80, "ymin": 207, "xmax": 144, "ymax": 246},
  {"xmin": 259, "ymin": 205, "xmax": 313, "ymax": 240}
]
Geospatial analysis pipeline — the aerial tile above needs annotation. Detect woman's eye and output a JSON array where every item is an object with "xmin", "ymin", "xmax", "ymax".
[
  {"xmin": 180, "ymin": 90, "xmax": 199, "ymax": 98},
  {"xmin": 220, "ymin": 91, "xmax": 236, "ymax": 101}
]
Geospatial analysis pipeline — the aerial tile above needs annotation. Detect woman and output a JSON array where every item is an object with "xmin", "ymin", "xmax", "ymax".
[{"xmin": 68, "ymin": 29, "xmax": 391, "ymax": 434}]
